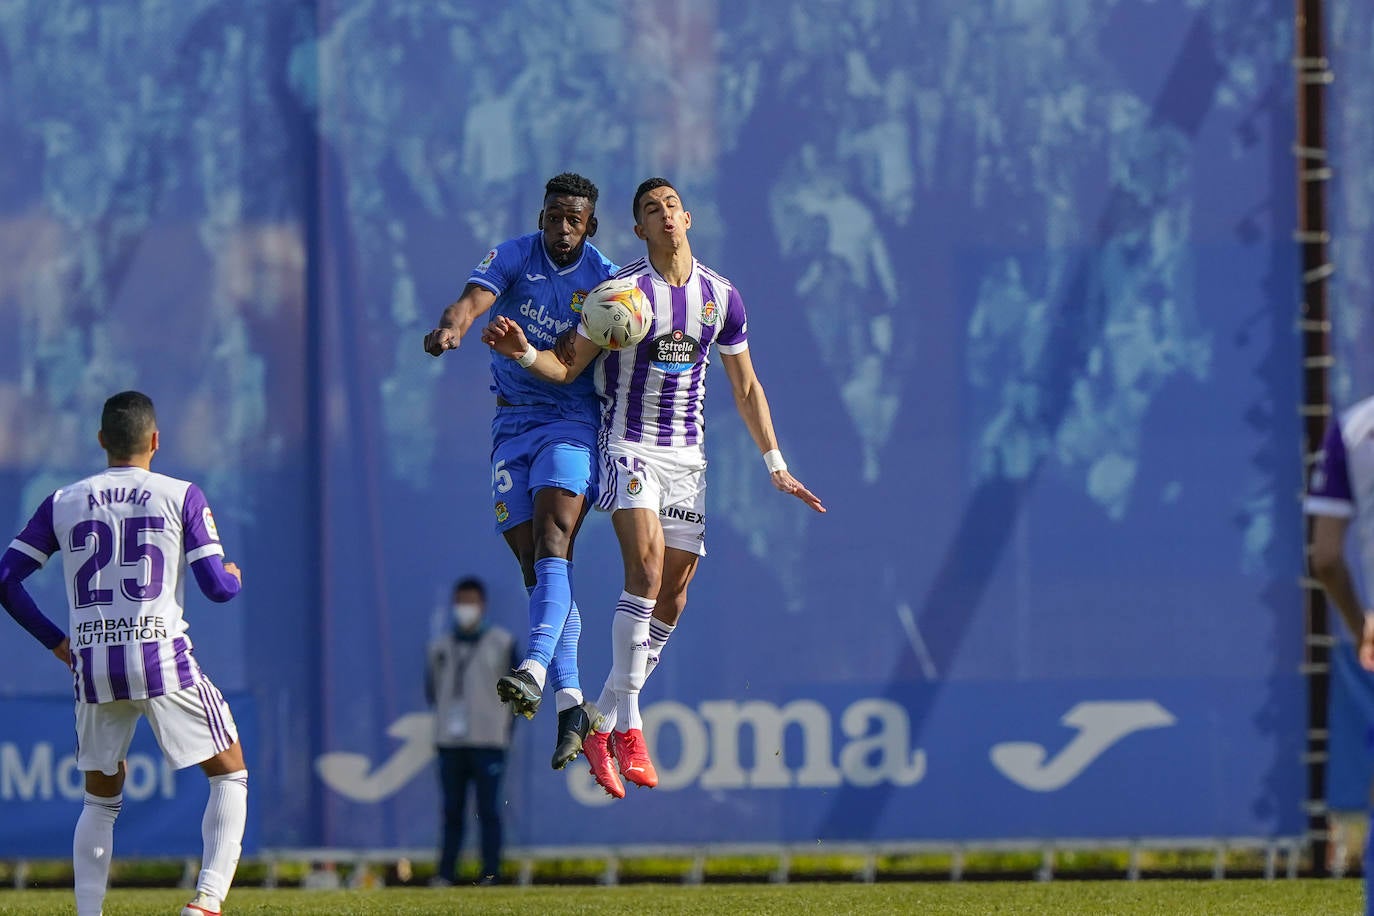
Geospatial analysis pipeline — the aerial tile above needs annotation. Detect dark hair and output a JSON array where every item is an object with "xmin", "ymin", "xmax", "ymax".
[
  {"xmin": 545, "ymin": 172, "xmax": 599, "ymax": 207},
  {"xmin": 100, "ymin": 391, "xmax": 158, "ymax": 458},
  {"xmin": 452, "ymin": 577, "xmax": 486, "ymax": 600},
  {"xmin": 632, "ymin": 177, "xmax": 677, "ymax": 223}
]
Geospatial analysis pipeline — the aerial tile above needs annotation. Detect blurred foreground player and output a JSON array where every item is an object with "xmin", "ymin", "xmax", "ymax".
[
  {"xmin": 0, "ymin": 391, "xmax": 248, "ymax": 916},
  {"xmin": 1306, "ymin": 393, "xmax": 1374, "ymax": 916}
]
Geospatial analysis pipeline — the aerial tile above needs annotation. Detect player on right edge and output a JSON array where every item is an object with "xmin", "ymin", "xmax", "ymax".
[
  {"xmin": 483, "ymin": 177, "xmax": 825, "ymax": 798},
  {"xmin": 1305, "ymin": 393, "xmax": 1374, "ymax": 916}
]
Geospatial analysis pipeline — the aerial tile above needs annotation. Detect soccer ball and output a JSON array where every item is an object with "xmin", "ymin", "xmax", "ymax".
[{"xmin": 580, "ymin": 278, "xmax": 653, "ymax": 350}]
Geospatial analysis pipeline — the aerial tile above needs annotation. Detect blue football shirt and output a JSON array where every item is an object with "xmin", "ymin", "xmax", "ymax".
[{"xmin": 467, "ymin": 232, "xmax": 614, "ymax": 427}]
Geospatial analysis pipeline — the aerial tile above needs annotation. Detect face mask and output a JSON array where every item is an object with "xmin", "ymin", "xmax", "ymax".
[{"xmin": 452, "ymin": 603, "xmax": 482, "ymax": 630}]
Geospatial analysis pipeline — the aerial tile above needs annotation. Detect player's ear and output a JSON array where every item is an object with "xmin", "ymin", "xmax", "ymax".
[
  {"xmin": 96, "ymin": 429, "xmax": 107, "ymax": 451},
  {"xmin": 633, "ymin": 223, "xmax": 646, "ymax": 240},
  {"xmin": 587, "ymin": 215, "xmax": 597, "ymax": 238},
  {"xmin": 149, "ymin": 429, "xmax": 160, "ymax": 454},
  {"xmin": 536, "ymin": 209, "xmax": 545, "ymax": 230},
  {"xmin": 682, "ymin": 210, "xmax": 692, "ymax": 230}
]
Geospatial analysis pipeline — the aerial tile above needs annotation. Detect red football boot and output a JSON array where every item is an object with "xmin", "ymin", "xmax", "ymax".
[
  {"xmin": 584, "ymin": 730, "xmax": 625, "ymax": 799},
  {"xmin": 611, "ymin": 728, "xmax": 659, "ymax": 789}
]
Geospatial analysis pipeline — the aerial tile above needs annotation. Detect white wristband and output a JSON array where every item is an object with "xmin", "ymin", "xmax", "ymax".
[
  {"xmin": 516, "ymin": 345, "xmax": 538, "ymax": 369},
  {"xmin": 763, "ymin": 449, "xmax": 787, "ymax": 474}
]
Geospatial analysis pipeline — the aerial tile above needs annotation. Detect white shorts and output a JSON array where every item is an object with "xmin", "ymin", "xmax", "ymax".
[
  {"xmin": 75, "ymin": 677, "xmax": 239, "ymax": 775},
  {"xmin": 598, "ymin": 438, "xmax": 708, "ymax": 556}
]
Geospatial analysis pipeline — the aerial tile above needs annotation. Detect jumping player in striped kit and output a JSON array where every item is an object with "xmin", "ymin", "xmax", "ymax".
[
  {"xmin": 483, "ymin": 177, "xmax": 825, "ymax": 798},
  {"xmin": 0, "ymin": 391, "xmax": 247, "ymax": 916}
]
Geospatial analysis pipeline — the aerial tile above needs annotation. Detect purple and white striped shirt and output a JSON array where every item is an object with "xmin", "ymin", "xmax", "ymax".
[
  {"xmin": 584, "ymin": 257, "xmax": 749, "ymax": 448},
  {"xmin": 1306, "ymin": 395, "xmax": 1374, "ymax": 589},
  {"xmin": 8, "ymin": 467, "xmax": 226, "ymax": 703}
]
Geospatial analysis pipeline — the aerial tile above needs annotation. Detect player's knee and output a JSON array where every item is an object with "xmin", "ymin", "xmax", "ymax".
[{"xmin": 625, "ymin": 559, "xmax": 662, "ymax": 597}]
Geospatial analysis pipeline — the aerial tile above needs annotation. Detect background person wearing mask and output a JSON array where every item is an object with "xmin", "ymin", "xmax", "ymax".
[{"xmin": 424, "ymin": 577, "xmax": 516, "ymax": 885}]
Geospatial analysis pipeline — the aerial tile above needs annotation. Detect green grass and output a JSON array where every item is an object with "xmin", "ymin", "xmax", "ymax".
[{"xmin": 0, "ymin": 881, "xmax": 1360, "ymax": 915}]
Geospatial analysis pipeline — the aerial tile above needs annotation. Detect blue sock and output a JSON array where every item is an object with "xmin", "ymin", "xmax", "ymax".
[
  {"xmin": 549, "ymin": 600, "xmax": 582, "ymax": 697},
  {"xmin": 1365, "ymin": 809, "xmax": 1374, "ymax": 916},
  {"xmin": 525, "ymin": 557, "xmax": 571, "ymax": 668}
]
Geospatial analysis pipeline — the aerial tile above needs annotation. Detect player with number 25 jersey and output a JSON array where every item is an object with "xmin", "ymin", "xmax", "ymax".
[
  {"xmin": 8, "ymin": 465, "xmax": 231, "ymax": 703},
  {"xmin": 0, "ymin": 391, "xmax": 248, "ymax": 916}
]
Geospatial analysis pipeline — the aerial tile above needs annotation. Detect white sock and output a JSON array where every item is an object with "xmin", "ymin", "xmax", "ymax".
[
  {"xmin": 644, "ymin": 618, "xmax": 676, "ymax": 680},
  {"xmin": 74, "ymin": 791, "xmax": 121, "ymax": 916},
  {"xmin": 555, "ymin": 687, "xmax": 583, "ymax": 713},
  {"xmin": 611, "ymin": 593, "xmax": 654, "ymax": 732},
  {"xmin": 197, "ymin": 770, "xmax": 248, "ymax": 902},
  {"xmin": 594, "ymin": 673, "xmax": 617, "ymax": 733},
  {"xmin": 517, "ymin": 658, "xmax": 548, "ymax": 690}
]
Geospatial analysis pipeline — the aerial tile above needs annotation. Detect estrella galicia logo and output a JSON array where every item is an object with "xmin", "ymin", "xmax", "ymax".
[
  {"xmin": 571, "ymin": 290, "xmax": 588, "ymax": 314},
  {"xmin": 650, "ymin": 330, "xmax": 700, "ymax": 374},
  {"xmin": 494, "ymin": 501, "xmax": 509, "ymax": 523}
]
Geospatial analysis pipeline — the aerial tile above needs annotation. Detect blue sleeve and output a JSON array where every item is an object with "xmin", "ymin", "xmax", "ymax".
[
  {"xmin": 466, "ymin": 237, "xmax": 523, "ymax": 298},
  {"xmin": 191, "ymin": 555, "xmax": 242, "ymax": 603},
  {"xmin": 0, "ymin": 548, "xmax": 66, "ymax": 650}
]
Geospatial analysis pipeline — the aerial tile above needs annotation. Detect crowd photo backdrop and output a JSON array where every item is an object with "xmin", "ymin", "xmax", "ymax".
[{"xmin": 0, "ymin": 0, "xmax": 1343, "ymax": 854}]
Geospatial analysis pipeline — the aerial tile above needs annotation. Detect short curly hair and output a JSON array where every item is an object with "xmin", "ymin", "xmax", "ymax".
[{"xmin": 544, "ymin": 172, "xmax": 599, "ymax": 206}]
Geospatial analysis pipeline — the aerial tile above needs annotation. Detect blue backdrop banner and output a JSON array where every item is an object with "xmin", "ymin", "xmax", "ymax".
[{"xmin": 0, "ymin": 0, "xmax": 1305, "ymax": 849}]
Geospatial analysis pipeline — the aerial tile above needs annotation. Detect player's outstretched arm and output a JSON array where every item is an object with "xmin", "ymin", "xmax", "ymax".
[
  {"xmin": 481, "ymin": 316, "xmax": 600, "ymax": 384},
  {"xmin": 424, "ymin": 284, "xmax": 498, "ymax": 356},
  {"xmin": 720, "ymin": 350, "xmax": 826, "ymax": 514},
  {"xmin": 0, "ymin": 547, "xmax": 68, "ymax": 654}
]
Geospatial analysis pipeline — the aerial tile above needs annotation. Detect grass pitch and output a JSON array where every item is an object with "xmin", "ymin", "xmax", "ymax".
[{"xmin": 0, "ymin": 880, "xmax": 1360, "ymax": 915}]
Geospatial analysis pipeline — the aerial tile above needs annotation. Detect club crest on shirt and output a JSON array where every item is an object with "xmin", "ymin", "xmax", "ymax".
[
  {"xmin": 626, "ymin": 476, "xmax": 643, "ymax": 497},
  {"xmin": 571, "ymin": 290, "xmax": 588, "ymax": 314},
  {"xmin": 476, "ymin": 249, "xmax": 497, "ymax": 272},
  {"xmin": 202, "ymin": 507, "xmax": 220, "ymax": 541},
  {"xmin": 494, "ymin": 501, "xmax": 509, "ymax": 523},
  {"xmin": 700, "ymin": 300, "xmax": 719, "ymax": 326}
]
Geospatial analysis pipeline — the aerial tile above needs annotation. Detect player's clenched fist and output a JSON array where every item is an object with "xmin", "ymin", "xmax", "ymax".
[{"xmin": 424, "ymin": 327, "xmax": 460, "ymax": 356}]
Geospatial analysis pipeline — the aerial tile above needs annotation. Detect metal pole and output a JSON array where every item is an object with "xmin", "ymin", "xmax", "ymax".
[{"xmin": 1295, "ymin": 0, "xmax": 1333, "ymax": 878}]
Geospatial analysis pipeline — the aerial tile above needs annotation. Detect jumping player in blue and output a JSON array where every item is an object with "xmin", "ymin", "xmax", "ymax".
[{"xmin": 424, "ymin": 173, "xmax": 614, "ymax": 769}]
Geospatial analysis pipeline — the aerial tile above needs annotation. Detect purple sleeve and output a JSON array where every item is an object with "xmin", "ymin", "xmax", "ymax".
[
  {"xmin": 1308, "ymin": 421, "xmax": 1353, "ymax": 504},
  {"xmin": 0, "ymin": 548, "xmax": 66, "ymax": 650},
  {"xmin": 181, "ymin": 484, "xmax": 224, "ymax": 559},
  {"xmin": 716, "ymin": 286, "xmax": 749, "ymax": 350},
  {"xmin": 182, "ymin": 484, "xmax": 239, "ymax": 602},
  {"xmin": 190, "ymin": 555, "xmax": 241, "ymax": 603},
  {"xmin": 13, "ymin": 494, "xmax": 59, "ymax": 560}
]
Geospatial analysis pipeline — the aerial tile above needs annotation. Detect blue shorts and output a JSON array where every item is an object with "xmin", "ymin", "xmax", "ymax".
[{"xmin": 490, "ymin": 411, "xmax": 598, "ymax": 533}]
